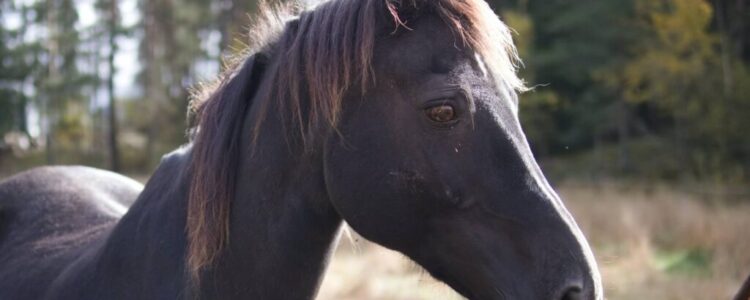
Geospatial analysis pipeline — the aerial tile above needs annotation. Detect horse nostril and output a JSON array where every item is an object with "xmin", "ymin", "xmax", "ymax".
[{"xmin": 560, "ymin": 286, "xmax": 583, "ymax": 300}]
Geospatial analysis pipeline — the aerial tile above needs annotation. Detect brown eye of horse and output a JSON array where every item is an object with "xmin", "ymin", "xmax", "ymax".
[{"xmin": 426, "ymin": 105, "xmax": 457, "ymax": 123}]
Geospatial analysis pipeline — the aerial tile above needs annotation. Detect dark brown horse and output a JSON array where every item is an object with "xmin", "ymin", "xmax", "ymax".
[
  {"xmin": 0, "ymin": 0, "xmax": 602, "ymax": 299},
  {"xmin": 736, "ymin": 273, "xmax": 750, "ymax": 300}
]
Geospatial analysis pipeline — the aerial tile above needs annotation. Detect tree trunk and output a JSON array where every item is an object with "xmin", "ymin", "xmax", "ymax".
[
  {"xmin": 45, "ymin": 0, "xmax": 58, "ymax": 165},
  {"xmin": 217, "ymin": 0, "xmax": 233, "ymax": 61},
  {"xmin": 106, "ymin": 0, "xmax": 121, "ymax": 172},
  {"xmin": 141, "ymin": 0, "xmax": 168, "ymax": 168},
  {"xmin": 714, "ymin": 0, "xmax": 733, "ymax": 95},
  {"xmin": 617, "ymin": 100, "xmax": 630, "ymax": 173}
]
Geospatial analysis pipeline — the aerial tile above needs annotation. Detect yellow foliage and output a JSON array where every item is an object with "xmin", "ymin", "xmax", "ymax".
[{"xmin": 600, "ymin": 0, "xmax": 720, "ymax": 107}]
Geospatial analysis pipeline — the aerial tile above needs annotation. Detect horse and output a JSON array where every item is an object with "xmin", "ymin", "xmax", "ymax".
[
  {"xmin": 737, "ymin": 273, "xmax": 750, "ymax": 300},
  {"xmin": 0, "ymin": 0, "xmax": 603, "ymax": 299}
]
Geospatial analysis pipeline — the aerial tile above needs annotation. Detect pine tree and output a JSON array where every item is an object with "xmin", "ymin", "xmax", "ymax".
[{"xmin": 96, "ymin": 0, "xmax": 122, "ymax": 171}]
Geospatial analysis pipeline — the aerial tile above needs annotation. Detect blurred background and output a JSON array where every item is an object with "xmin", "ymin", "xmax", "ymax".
[{"xmin": 0, "ymin": 0, "xmax": 748, "ymax": 299}]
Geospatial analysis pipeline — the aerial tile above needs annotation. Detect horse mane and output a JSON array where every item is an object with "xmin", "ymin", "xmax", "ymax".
[{"xmin": 186, "ymin": 0, "xmax": 525, "ymax": 284}]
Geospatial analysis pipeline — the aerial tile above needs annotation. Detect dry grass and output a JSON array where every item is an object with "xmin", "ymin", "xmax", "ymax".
[
  {"xmin": 318, "ymin": 241, "xmax": 463, "ymax": 300},
  {"xmin": 319, "ymin": 182, "xmax": 750, "ymax": 300}
]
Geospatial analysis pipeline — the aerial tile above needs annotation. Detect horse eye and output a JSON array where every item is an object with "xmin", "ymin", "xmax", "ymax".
[{"xmin": 426, "ymin": 105, "xmax": 456, "ymax": 123}]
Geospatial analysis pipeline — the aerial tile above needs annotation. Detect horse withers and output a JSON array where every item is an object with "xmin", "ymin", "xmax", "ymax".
[{"xmin": 0, "ymin": 0, "xmax": 602, "ymax": 299}]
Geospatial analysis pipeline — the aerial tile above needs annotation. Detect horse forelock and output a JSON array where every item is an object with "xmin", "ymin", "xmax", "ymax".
[{"xmin": 185, "ymin": 0, "xmax": 525, "ymax": 287}]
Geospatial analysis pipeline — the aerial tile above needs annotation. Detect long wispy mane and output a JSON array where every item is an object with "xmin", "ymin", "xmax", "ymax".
[{"xmin": 186, "ymin": 0, "xmax": 525, "ymax": 285}]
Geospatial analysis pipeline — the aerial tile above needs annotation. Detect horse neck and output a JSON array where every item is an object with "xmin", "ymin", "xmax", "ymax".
[
  {"xmin": 195, "ymin": 108, "xmax": 344, "ymax": 299},
  {"xmin": 81, "ymin": 126, "xmax": 341, "ymax": 299}
]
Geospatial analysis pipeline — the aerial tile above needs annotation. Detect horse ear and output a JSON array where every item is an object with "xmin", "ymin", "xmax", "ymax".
[
  {"xmin": 225, "ymin": 53, "xmax": 268, "ymax": 104},
  {"xmin": 382, "ymin": 0, "xmax": 421, "ymax": 31},
  {"xmin": 387, "ymin": 0, "xmax": 420, "ymax": 12}
]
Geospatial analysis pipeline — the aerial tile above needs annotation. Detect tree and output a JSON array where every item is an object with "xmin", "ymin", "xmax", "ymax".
[
  {"xmin": 601, "ymin": 0, "xmax": 732, "ymax": 178},
  {"xmin": 96, "ymin": 0, "xmax": 123, "ymax": 171},
  {"xmin": 37, "ymin": 0, "xmax": 96, "ymax": 163},
  {"xmin": 0, "ymin": 1, "xmax": 40, "ymax": 140},
  {"xmin": 138, "ymin": 0, "xmax": 215, "ymax": 166},
  {"xmin": 218, "ymin": 0, "xmax": 261, "ymax": 58}
]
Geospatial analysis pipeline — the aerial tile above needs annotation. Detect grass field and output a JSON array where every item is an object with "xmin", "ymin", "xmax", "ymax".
[{"xmin": 318, "ymin": 182, "xmax": 750, "ymax": 300}]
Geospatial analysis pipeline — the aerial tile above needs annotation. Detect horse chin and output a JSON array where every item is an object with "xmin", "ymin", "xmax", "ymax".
[
  {"xmin": 431, "ymin": 273, "xmax": 480, "ymax": 300},
  {"xmin": 426, "ymin": 266, "xmax": 512, "ymax": 300},
  {"xmin": 446, "ymin": 279, "xmax": 511, "ymax": 300}
]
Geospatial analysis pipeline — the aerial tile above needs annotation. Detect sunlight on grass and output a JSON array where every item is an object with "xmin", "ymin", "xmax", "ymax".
[{"xmin": 654, "ymin": 248, "xmax": 712, "ymax": 277}]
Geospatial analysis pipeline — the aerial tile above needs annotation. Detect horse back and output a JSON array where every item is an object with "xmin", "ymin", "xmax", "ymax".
[{"xmin": 0, "ymin": 166, "xmax": 143, "ymax": 299}]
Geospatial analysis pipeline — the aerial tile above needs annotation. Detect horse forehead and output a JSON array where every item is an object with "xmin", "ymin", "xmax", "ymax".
[
  {"xmin": 375, "ymin": 41, "xmax": 487, "ymax": 92},
  {"xmin": 372, "ymin": 16, "xmax": 515, "ymax": 111},
  {"xmin": 375, "ymin": 16, "xmax": 464, "ymax": 74}
]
